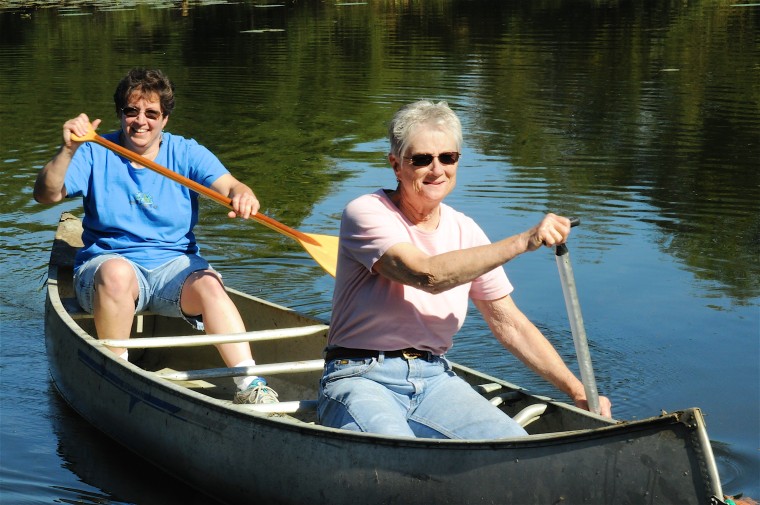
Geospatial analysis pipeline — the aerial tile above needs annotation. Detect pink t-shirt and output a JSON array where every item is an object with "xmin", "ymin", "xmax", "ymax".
[{"xmin": 329, "ymin": 189, "xmax": 514, "ymax": 355}]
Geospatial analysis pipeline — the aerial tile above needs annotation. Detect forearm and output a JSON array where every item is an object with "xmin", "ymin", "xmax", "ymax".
[
  {"xmin": 35, "ymin": 114, "xmax": 98, "ymax": 204},
  {"xmin": 399, "ymin": 232, "xmax": 532, "ymax": 293},
  {"xmin": 211, "ymin": 174, "xmax": 259, "ymax": 219},
  {"xmin": 506, "ymin": 327, "xmax": 587, "ymax": 401},
  {"xmin": 476, "ymin": 297, "xmax": 586, "ymax": 402},
  {"xmin": 34, "ymin": 147, "xmax": 75, "ymax": 204},
  {"xmin": 376, "ymin": 213, "xmax": 571, "ymax": 294},
  {"xmin": 476, "ymin": 291, "xmax": 613, "ymax": 416}
]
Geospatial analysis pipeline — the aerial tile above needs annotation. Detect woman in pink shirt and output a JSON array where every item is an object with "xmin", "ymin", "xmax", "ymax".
[{"xmin": 318, "ymin": 100, "xmax": 611, "ymax": 438}]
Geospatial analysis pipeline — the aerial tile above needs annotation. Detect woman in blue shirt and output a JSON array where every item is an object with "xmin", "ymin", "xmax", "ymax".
[{"xmin": 34, "ymin": 68, "xmax": 276, "ymax": 405}]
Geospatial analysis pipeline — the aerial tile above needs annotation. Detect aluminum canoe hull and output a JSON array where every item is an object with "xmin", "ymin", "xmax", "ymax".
[{"xmin": 44, "ymin": 212, "xmax": 725, "ymax": 504}]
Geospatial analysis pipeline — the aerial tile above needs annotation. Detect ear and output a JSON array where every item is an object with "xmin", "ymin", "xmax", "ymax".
[{"xmin": 389, "ymin": 153, "xmax": 402, "ymax": 178}]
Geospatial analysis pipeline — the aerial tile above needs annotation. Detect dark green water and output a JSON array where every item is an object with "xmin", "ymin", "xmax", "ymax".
[{"xmin": 1, "ymin": 1, "xmax": 758, "ymax": 503}]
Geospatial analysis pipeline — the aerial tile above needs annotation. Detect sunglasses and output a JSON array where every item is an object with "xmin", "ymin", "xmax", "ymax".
[
  {"xmin": 121, "ymin": 106, "xmax": 163, "ymax": 120},
  {"xmin": 403, "ymin": 152, "xmax": 460, "ymax": 167}
]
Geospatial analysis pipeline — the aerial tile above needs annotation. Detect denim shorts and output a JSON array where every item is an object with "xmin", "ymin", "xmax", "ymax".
[
  {"xmin": 73, "ymin": 253, "xmax": 216, "ymax": 330},
  {"xmin": 317, "ymin": 352, "xmax": 528, "ymax": 439}
]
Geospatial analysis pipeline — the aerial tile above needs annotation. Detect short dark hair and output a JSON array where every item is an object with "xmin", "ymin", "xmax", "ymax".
[{"xmin": 113, "ymin": 68, "xmax": 176, "ymax": 118}]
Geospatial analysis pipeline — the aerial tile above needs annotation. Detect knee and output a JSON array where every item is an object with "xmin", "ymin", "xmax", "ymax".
[
  {"xmin": 95, "ymin": 259, "xmax": 137, "ymax": 298},
  {"xmin": 185, "ymin": 270, "xmax": 228, "ymax": 299}
]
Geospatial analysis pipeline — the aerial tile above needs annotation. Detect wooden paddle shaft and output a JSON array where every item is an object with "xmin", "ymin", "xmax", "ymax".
[{"xmin": 74, "ymin": 131, "xmax": 318, "ymax": 245}]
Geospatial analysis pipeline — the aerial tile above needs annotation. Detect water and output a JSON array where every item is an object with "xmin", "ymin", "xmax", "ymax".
[{"xmin": 1, "ymin": 0, "xmax": 758, "ymax": 503}]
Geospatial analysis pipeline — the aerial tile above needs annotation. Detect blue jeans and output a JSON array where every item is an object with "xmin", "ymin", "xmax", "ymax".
[
  {"xmin": 318, "ymin": 352, "xmax": 528, "ymax": 439},
  {"xmin": 74, "ymin": 253, "xmax": 215, "ymax": 330}
]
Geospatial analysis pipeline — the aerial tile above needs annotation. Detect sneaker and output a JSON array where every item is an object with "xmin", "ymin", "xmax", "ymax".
[{"xmin": 234, "ymin": 379, "xmax": 279, "ymax": 405}]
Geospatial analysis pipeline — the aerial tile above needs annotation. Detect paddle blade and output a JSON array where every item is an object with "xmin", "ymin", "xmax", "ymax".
[{"xmin": 298, "ymin": 233, "xmax": 339, "ymax": 277}]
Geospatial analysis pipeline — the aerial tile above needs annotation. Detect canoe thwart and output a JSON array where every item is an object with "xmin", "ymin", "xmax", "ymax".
[
  {"xmin": 158, "ymin": 359, "xmax": 326, "ymax": 381},
  {"xmin": 244, "ymin": 400, "xmax": 318, "ymax": 414},
  {"xmin": 488, "ymin": 391, "xmax": 523, "ymax": 406},
  {"xmin": 475, "ymin": 382, "xmax": 505, "ymax": 394},
  {"xmin": 244, "ymin": 398, "xmax": 545, "ymax": 425},
  {"xmin": 512, "ymin": 403, "xmax": 549, "ymax": 428},
  {"xmin": 99, "ymin": 324, "xmax": 328, "ymax": 348}
]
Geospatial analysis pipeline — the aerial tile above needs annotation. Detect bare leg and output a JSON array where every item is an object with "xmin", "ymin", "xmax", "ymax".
[
  {"xmin": 93, "ymin": 258, "xmax": 140, "ymax": 357},
  {"xmin": 180, "ymin": 270, "xmax": 253, "ymax": 367}
]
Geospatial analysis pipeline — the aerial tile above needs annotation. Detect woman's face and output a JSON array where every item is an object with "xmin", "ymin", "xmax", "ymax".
[
  {"xmin": 120, "ymin": 92, "xmax": 169, "ymax": 156},
  {"xmin": 391, "ymin": 125, "xmax": 459, "ymax": 208}
]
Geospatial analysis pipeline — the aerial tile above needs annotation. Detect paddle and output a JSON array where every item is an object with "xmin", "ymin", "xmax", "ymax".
[
  {"xmin": 555, "ymin": 218, "xmax": 601, "ymax": 415},
  {"xmin": 71, "ymin": 127, "xmax": 339, "ymax": 276}
]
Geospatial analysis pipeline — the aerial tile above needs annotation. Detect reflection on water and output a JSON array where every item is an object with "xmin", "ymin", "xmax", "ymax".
[
  {"xmin": 0, "ymin": 0, "xmax": 758, "ymax": 503},
  {"xmin": 49, "ymin": 389, "xmax": 222, "ymax": 505}
]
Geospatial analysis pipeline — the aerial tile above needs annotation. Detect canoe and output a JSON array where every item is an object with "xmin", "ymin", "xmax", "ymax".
[{"xmin": 44, "ymin": 212, "xmax": 727, "ymax": 505}]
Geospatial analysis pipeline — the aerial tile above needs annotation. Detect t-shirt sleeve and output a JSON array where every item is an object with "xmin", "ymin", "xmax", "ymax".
[
  {"xmin": 339, "ymin": 193, "xmax": 409, "ymax": 273},
  {"xmin": 464, "ymin": 218, "xmax": 514, "ymax": 301},
  {"xmin": 184, "ymin": 138, "xmax": 229, "ymax": 186}
]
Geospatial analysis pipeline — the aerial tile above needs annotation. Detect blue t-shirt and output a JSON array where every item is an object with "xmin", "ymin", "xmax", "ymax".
[{"xmin": 64, "ymin": 131, "xmax": 229, "ymax": 269}]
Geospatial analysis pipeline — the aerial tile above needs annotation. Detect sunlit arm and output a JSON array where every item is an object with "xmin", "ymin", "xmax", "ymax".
[
  {"xmin": 474, "ymin": 296, "xmax": 613, "ymax": 417},
  {"xmin": 34, "ymin": 148, "xmax": 76, "ymax": 204},
  {"xmin": 210, "ymin": 174, "xmax": 260, "ymax": 220},
  {"xmin": 373, "ymin": 213, "xmax": 571, "ymax": 294},
  {"xmin": 34, "ymin": 114, "xmax": 101, "ymax": 205}
]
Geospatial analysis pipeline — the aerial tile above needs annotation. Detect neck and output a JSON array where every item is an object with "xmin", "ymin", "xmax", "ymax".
[{"xmin": 388, "ymin": 188, "xmax": 441, "ymax": 231}]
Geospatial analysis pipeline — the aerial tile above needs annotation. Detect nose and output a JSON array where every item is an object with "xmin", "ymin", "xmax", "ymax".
[{"xmin": 429, "ymin": 158, "xmax": 446, "ymax": 175}]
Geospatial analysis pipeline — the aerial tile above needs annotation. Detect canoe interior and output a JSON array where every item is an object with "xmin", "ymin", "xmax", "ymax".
[
  {"xmin": 45, "ymin": 212, "xmax": 726, "ymax": 505},
  {"xmin": 48, "ymin": 212, "xmax": 612, "ymax": 432}
]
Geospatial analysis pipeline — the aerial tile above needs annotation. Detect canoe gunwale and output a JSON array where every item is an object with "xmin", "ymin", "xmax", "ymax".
[{"xmin": 44, "ymin": 212, "xmax": 726, "ymax": 504}]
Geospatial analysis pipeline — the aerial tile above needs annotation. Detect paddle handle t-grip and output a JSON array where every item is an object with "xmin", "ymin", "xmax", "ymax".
[{"xmin": 555, "ymin": 218, "xmax": 601, "ymax": 415}]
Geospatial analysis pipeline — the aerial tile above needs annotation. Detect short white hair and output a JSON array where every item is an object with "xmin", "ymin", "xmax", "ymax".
[{"xmin": 388, "ymin": 100, "xmax": 463, "ymax": 158}]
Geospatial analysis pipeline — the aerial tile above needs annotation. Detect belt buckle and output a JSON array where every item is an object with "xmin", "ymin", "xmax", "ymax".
[{"xmin": 402, "ymin": 349, "xmax": 424, "ymax": 360}]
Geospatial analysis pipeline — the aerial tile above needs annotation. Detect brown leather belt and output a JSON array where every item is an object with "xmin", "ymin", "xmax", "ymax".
[{"xmin": 324, "ymin": 347, "xmax": 435, "ymax": 362}]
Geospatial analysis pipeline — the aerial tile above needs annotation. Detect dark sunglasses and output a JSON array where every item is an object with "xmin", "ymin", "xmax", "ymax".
[
  {"xmin": 121, "ymin": 106, "xmax": 163, "ymax": 120},
  {"xmin": 403, "ymin": 152, "xmax": 460, "ymax": 167}
]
